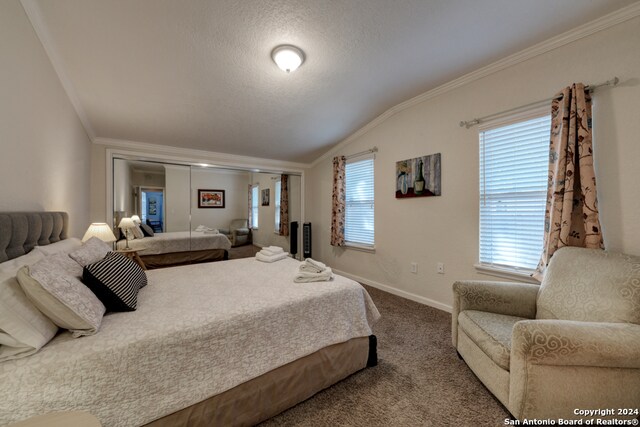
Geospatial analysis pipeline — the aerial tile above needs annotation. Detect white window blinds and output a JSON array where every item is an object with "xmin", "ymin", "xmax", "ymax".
[
  {"xmin": 345, "ymin": 156, "xmax": 375, "ymax": 247},
  {"xmin": 251, "ymin": 185, "xmax": 259, "ymax": 229},
  {"xmin": 479, "ymin": 113, "xmax": 550, "ymax": 272},
  {"xmin": 274, "ymin": 181, "xmax": 281, "ymax": 232}
]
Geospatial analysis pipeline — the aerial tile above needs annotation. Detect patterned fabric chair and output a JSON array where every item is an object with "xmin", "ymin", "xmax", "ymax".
[
  {"xmin": 452, "ymin": 247, "xmax": 640, "ymax": 421},
  {"xmin": 219, "ymin": 219, "xmax": 251, "ymax": 247}
]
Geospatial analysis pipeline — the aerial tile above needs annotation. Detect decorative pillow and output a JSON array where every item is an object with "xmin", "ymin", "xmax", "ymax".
[
  {"xmin": 131, "ymin": 225, "xmax": 144, "ymax": 240},
  {"xmin": 68, "ymin": 237, "xmax": 111, "ymax": 266},
  {"xmin": 34, "ymin": 237, "xmax": 83, "ymax": 256},
  {"xmin": 83, "ymin": 252, "xmax": 147, "ymax": 312},
  {"xmin": 140, "ymin": 223, "xmax": 154, "ymax": 237},
  {"xmin": 0, "ymin": 249, "xmax": 46, "ymax": 278},
  {"xmin": 17, "ymin": 253, "xmax": 105, "ymax": 337},
  {"xmin": 0, "ymin": 275, "xmax": 59, "ymax": 361}
]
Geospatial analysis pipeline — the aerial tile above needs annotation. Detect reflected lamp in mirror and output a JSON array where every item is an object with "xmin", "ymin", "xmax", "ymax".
[
  {"xmin": 131, "ymin": 214, "xmax": 141, "ymax": 224},
  {"xmin": 118, "ymin": 217, "xmax": 135, "ymax": 249},
  {"xmin": 82, "ymin": 223, "xmax": 117, "ymax": 243}
]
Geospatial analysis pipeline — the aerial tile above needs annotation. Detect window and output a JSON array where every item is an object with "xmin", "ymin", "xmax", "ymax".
[
  {"xmin": 345, "ymin": 155, "xmax": 375, "ymax": 248},
  {"xmin": 251, "ymin": 185, "xmax": 259, "ymax": 229},
  {"xmin": 274, "ymin": 181, "xmax": 281, "ymax": 232},
  {"xmin": 479, "ymin": 111, "xmax": 551, "ymax": 274}
]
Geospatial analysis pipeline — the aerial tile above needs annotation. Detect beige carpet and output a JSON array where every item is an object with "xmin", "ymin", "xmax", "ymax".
[{"xmin": 260, "ymin": 285, "xmax": 510, "ymax": 427}]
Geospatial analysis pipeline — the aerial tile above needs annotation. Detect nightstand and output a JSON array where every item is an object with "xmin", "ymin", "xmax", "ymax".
[{"xmin": 116, "ymin": 248, "xmax": 146, "ymax": 270}]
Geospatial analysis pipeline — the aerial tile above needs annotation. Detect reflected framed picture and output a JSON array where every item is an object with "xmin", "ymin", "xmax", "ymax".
[
  {"xmin": 198, "ymin": 189, "xmax": 225, "ymax": 208},
  {"xmin": 261, "ymin": 189, "xmax": 270, "ymax": 206}
]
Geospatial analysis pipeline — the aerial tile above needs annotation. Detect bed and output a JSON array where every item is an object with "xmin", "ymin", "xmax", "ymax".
[
  {"xmin": 116, "ymin": 230, "xmax": 232, "ymax": 269},
  {"xmin": 0, "ymin": 212, "xmax": 380, "ymax": 426}
]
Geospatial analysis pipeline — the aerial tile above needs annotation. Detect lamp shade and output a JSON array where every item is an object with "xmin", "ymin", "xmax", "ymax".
[
  {"xmin": 271, "ymin": 45, "xmax": 304, "ymax": 73},
  {"xmin": 131, "ymin": 215, "xmax": 141, "ymax": 224},
  {"xmin": 118, "ymin": 217, "xmax": 135, "ymax": 230},
  {"xmin": 82, "ymin": 223, "xmax": 117, "ymax": 243}
]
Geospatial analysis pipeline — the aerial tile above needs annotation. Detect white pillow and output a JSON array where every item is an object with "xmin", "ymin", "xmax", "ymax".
[
  {"xmin": 0, "ymin": 275, "xmax": 59, "ymax": 361},
  {"xmin": 0, "ymin": 249, "xmax": 46, "ymax": 278},
  {"xmin": 68, "ymin": 237, "xmax": 111, "ymax": 266},
  {"xmin": 35, "ymin": 237, "xmax": 82, "ymax": 256},
  {"xmin": 17, "ymin": 253, "xmax": 105, "ymax": 337},
  {"xmin": 131, "ymin": 225, "xmax": 144, "ymax": 240}
]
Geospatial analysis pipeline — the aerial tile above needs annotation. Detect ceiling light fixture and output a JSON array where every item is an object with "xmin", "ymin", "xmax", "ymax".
[{"xmin": 271, "ymin": 45, "xmax": 305, "ymax": 73}]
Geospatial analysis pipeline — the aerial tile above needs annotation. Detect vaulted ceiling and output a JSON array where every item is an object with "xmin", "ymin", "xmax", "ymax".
[{"xmin": 24, "ymin": 0, "xmax": 638, "ymax": 163}]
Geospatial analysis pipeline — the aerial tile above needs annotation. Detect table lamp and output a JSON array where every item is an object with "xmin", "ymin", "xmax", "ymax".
[
  {"xmin": 82, "ymin": 223, "xmax": 117, "ymax": 244},
  {"xmin": 131, "ymin": 214, "xmax": 141, "ymax": 224}
]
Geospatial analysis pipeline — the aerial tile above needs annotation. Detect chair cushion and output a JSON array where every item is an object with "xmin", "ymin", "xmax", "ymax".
[
  {"xmin": 458, "ymin": 310, "xmax": 526, "ymax": 370},
  {"xmin": 234, "ymin": 228, "xmax": 249, "ymax": 236},
  {"xmin": 537, "ymin": 247, "xmax": 640, "ymax": 324}
]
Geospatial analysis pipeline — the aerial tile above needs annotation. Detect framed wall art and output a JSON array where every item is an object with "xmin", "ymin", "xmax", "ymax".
[
  {"xmin": 396, "ymin": 153, "xmax": 441, "ymax": 198},
  {"xmin": 198, "ymin": 189, "xmax": 225, "ymax": 208}
]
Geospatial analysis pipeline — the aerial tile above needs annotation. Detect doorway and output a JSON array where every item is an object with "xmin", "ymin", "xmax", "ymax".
[{"xmin": 139, "ymin": 187, "xmax": 165, "ymax": 232}]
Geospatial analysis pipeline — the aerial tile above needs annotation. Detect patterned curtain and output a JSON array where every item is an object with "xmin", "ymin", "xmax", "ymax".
[
  {"xmin": 331, "ymin": 156, "xmax": 346, "ymax": 246},
  {"xmin": 279, "ymin": 174, "xmax": 289, "ymax": 236},
  {"xmin": 533, "ymin": 83, "xmax": 604, "ymax": 280},
  {"xmin": 247, "ymin": 184, "xmax": 253, "ymax": 228}
]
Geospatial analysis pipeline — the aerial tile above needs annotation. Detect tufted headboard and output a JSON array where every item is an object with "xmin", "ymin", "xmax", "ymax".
[{"xmin": 0, "ymin": 212, "xmax": 68, "ymax": 263}]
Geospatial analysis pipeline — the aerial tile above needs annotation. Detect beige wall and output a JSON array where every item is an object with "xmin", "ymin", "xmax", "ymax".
[
  {"xmin": 0, "ymin": 0, "xmax": 91, "ymax": 238},
  {"xmin": 305, "ymin": 16, "xmax": 640, "ymax": 311}
]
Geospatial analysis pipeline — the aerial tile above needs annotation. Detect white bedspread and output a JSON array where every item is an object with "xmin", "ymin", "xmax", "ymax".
[
  {"xmin": 0, "ymin": 258, "xmax": 380, "ymax": 426},
  {"xmin": 116, "ymin": 230, "xmax": 231, "ymax": 255}
]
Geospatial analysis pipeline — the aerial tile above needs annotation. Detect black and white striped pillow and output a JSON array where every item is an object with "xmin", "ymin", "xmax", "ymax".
[{"xmin": 82, "ymin": 252, "xmax": 147, "ymax": 312}]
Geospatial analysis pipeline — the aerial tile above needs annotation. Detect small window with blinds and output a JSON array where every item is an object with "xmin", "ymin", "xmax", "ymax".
[
  {"xmin": 274, "ymin": 181, "xmax": 281, "ymax": 232},
  {"xmin": 479, "ymin": 110, "xmax": 550, "ymax": 273},
  {"xmin": 251, "ymin": 185, "xmax": 259, "ymax": 229},
  {"xmin": 345, "ymin": 155, "xmax": 375, "ymax": 248}
]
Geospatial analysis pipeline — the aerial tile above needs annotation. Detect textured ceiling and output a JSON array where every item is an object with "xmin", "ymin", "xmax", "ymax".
[{"xmin": 29, "ymin": 0, "xmax": 637, "ymax": 163}]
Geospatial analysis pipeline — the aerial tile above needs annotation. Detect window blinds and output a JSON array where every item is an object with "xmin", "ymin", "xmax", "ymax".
[
  {"xmin": 345, "ymin": 156, "xmax": 375, "ymax": 246},
  {"xmin": 479, "ymin": 114, "xmax": 550, "ymax": 271},
  {"xmin": 251, "ymin": 186, "xmax": 259, "ymax": 229},
  {"xmin": 274, "ymin": 181, "xmax": 281, "ymax": 232}
]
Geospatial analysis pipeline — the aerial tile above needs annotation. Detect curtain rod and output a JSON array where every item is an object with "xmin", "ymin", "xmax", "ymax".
[
  {"xmin": 345, "ymin": 146, "xmax": 378, "ymax": 160},
  {"xmin": 459, "ymin": 77, "xmax": 619, "ymax": 129}
]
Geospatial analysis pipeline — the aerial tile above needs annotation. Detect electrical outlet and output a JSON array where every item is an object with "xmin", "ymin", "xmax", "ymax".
[
  {"xmin": 410, "ymin": 262, "xmax": 418, "ymax": 274},
  {"xmin": 437, "ymin": 262, "xmax": 444, "ymax": 274}
]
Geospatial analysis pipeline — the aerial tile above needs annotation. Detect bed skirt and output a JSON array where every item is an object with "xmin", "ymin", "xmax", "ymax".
[
  {"xmin": 141, "ymin": 249, "xmax": 228, "ymax": 269},
  {"xmin": 144, "ymin": 335, "xmax": 377, "ymax": 427}
]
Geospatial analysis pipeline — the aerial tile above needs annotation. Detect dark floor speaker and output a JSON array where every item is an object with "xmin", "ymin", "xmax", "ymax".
[
  {"xmin": 303, "ymin": 222, "xmax": 311, "ymax": 259},
  {"xmin": 290, "ymin": 221, "xmax": 298, "ymax": 256}
]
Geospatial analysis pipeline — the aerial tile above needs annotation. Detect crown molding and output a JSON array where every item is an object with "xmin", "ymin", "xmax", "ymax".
[
  {"xmin": 310, "ymin": 2, "xmax": 640, "ymax": 168},
  {"xmin": 94, "ymin": 137, "xmax": 310, "ymax": 173},
  {"xmin": 20, "ymin": 0, "xmax": 96, "ymax": 140}
]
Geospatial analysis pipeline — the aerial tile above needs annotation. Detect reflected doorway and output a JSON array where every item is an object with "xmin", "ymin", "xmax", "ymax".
[{"xmin": 139, "ymin": 187, "xmax": 165, "ymax": 232}]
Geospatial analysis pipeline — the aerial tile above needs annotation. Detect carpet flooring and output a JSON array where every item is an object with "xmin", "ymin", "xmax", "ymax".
[
  {"xmin": 227, "ymin": 244, "xmax": 261, "ymax": 259},
  {"xmin": 260, "ymin": 285, "xmax": 510, "ymax": 427}
]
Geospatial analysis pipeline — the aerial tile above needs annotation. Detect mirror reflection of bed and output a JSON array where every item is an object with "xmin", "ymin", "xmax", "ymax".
[{"xmin": 112, "ymin": 158, "xmax": 301, "ymax": 269}]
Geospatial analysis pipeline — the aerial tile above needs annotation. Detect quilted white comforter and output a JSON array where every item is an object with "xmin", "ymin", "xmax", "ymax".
[
  {"xmin": 0, "ymin": 257, "xmax": 380, "ymax": 426},
  {"xmin": 116, "ymin": 230, "xmax": 231, "ymax": 255}
]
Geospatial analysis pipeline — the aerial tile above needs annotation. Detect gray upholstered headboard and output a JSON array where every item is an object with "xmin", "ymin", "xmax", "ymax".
[{"xmin": 0, "ymin": 212, "xmax": 68, "ymax": 263}]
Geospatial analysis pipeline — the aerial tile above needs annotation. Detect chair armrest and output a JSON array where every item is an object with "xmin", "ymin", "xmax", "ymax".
[
  {"xmin": 218, "ymin": 228, "xmax": 230, "ymax": 235},
  {"xmin": 511, "ymin": 320, "xmax": 640, "ymax": 369},
  {"xmin": 233, "ymin": 228, "xmax": 249, "ymax": 236},
  {"xmin": 452, "ymin": 280, "xmax": 538, "ymax": 347},
  {"xmin": 509, "ymin": 320, "xmax": 640, "ymax": 419}
]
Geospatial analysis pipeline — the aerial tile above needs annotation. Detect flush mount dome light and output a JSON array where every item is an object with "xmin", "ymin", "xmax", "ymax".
[{"xmin": 271, "ymin": 45, "xmax": 305, "ymax": 73}]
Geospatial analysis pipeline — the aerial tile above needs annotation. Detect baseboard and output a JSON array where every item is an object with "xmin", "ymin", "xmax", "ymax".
[{"xmin": 332, "ymin": 269, "xmax": 453, "ymax": 313}]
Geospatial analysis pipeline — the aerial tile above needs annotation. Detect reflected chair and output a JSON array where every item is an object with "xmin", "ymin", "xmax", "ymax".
[{"xmin": 220, "ymin": 219, "xmax": 251, "ymax": 247}]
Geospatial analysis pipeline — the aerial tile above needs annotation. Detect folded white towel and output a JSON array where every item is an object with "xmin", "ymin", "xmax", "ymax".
[
  {"xmin": 261, "ymin": 246, "xmax": 285, "ymax": 256},
  {"xmin": 256, "ymin": 251, "xmax": 289, "ymax": 263},
  {"xmin": 294, "ymin": 268, "xmax": 333, "ymax": 283},
  {"xmin": 194, "ymin": 225, "xmax": 213, "ymax": 232},
  {"xmin": 203, "ymin": 229, "xmax": 219, "ymax": 234},
  {"xmin": 299, "ymin": 258, "xmax": 327, "ymax": 273}
]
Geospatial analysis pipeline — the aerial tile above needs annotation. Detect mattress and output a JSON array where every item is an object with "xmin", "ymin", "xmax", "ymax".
[
  {"xmin": 0, "ymin": 257, "xmax": 380, "ymax": 426},
  {"xmin": 116, "ymin": 231, "xmax": 231, "ymax": 255}
]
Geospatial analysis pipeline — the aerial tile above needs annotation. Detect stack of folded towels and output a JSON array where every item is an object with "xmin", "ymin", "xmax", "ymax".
[
  {"xmin": 256, "ymin": 246, "xmax": 289, "ymax": 263},
  {"xmin": 194, "ymin": 225, "xmax": 218, "ymax": 234},
  {"xmin": 294, "ymin": 258, "xmax": 333, "ymax": 283}
]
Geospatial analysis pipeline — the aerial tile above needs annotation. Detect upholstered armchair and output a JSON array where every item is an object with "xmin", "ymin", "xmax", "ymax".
[
  {"xmin": 452, "ymin": 247, "xmax": 640, "ymax": 421},
  {"xmin": 220, "ymin": 219, "xmax": 251, "ymax": 247}
]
